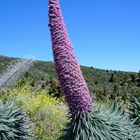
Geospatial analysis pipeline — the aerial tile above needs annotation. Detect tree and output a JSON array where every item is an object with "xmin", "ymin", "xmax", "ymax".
[
  {"xmin": 95, "ymin": 80, "xmax": 98, "ymax": 85},
  {"xmin": 138, "ymin": 70, "xmax": 140, "ymax": 82},
  {"xmin": 130, "ymin": 74, "xmax": 136, "ymax": 83},
  {"xmin": 109, "ymin": 73, "xmax": 115, "ymax": 83}
]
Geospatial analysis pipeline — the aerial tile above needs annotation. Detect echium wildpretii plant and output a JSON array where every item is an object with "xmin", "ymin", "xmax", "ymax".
[
  {"xmin": 0, "ymin": 99, "xmax": 33, "ymax": 140},
  {"xmin": 129, "ymin": 97, "xmax": 140, "ymax": 126},
  {"xmin": 48, "ymin": 0, "xmax": 140, "ymax": 139}
]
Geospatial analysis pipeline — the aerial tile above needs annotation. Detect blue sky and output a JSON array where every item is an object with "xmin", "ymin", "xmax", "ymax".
[{"xmin": 0, "ymin": 0, "xmax": 140, "ymax": 72}]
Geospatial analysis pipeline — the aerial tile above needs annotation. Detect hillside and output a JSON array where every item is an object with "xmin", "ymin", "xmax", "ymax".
[{"xmin": 0, "ymin": 55, "xmax": 140, "ymax": 101}]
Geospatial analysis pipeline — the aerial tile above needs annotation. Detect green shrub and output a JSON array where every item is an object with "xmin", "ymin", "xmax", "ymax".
[{"xmin": 0, "ymin": 99, "xmax": 32, "ymax": 140}]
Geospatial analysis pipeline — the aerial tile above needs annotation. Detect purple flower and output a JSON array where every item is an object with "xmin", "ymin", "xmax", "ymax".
[{"xmin": 49, "ymin": 0, "xmax": 92, "ymax": 113}]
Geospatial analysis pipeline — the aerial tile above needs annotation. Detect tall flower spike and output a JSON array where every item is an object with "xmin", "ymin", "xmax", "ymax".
[
  {"xmin": 48, "ymin": 0, "xmax": 92, "ymax": 113},
  {"xmin": 48, "ymin": 0, "xmax": 140, "ymax": 140}
]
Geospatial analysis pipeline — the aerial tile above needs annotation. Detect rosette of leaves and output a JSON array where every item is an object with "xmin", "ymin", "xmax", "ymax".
[
  {"xmin": 0, "ymin": 99, "xmax": 33, "ymax": 140},
  {"xmin": 60, "ymin": 102, "xmax": 140, "ymax": 140},
  {"xmin": 130, "ymin": 98, "xmax": 140, "ymax": 126}
]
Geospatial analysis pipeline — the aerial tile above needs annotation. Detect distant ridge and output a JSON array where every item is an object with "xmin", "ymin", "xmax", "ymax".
[{"xmin": 0, "ymin": 55, "xmax": 139, "ymax": 100}]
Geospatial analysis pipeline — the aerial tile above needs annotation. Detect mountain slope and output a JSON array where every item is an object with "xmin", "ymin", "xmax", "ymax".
[{"xmin": 0, "ymin": 55, "xmax": 140, "ymax": 101}]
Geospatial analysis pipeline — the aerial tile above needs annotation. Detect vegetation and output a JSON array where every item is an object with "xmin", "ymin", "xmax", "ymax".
[
  {"xmin": 130, "ymin": 98, "xmax": 140, "ymax": 126},
  {"xmin": 0, "ymin": 55, "xmax": 140, "ymax": 139},
  {"xmin": 0, "ymin": 55, "xmax": 140, "ymax": 103},
  {"xmin": 0, "ymin": 99, "xmax": 32, "ymax": 140},
  {"xmin": 0, "ymin": 83, "xmax": 67, "ymax": 140},
  {"xmin": 47, "ymin": 0, "xmax": 140, "ymax": 139},
  {"xmin": 61, "ymin": 103, "xmax": 140, "ymax": 140}
]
